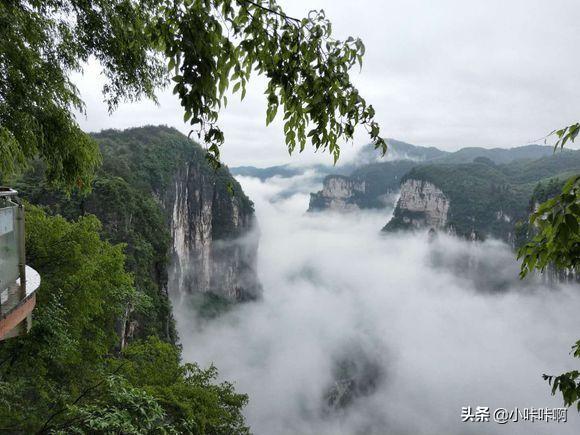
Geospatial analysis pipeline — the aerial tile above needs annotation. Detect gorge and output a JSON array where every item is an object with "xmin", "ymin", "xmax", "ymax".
[
  {"xmin": 4, "ymin": 0, "xmax": 579, "ymax": 431},
  {"xmin": 15, "ymin": 130, "xmax": 579, "ymax": 434},
  {"xmin": 177, "ymin": 170, "xmax": 580, "ymax": 435}
]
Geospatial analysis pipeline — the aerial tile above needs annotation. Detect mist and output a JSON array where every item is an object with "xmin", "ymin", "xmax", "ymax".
[{"xmin": 173, "ymin": 172, "xmax": 580, "ymax": 435}]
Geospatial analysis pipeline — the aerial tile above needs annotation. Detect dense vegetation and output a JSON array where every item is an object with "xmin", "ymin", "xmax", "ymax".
[
  {"xmin": 1, "ymin": 126, "xmax": 254, "ymax": 433},
  {"xmin": 514, "ymin": 123, "xmax": 580, "ymax": 412}
]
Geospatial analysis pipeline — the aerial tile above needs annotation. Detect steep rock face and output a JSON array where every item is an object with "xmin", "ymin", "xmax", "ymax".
[
  {"xmin": 308, "ymin": 175, "xmax": 366, "ymax": 212},
  {"xmin": 384, "ymin": 179, "xmax": 449, "ymax": 231},
  {"xmin": 166, "ymin": 160, "xmax": 261, "ymax": 302},
  {"xmin": 308, "ymin": 160, "xmax": 417, "ymax": 212}
]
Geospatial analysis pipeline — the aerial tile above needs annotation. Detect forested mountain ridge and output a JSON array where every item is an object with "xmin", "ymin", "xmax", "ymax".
[
  {"xmin": 230, "ymin": 138, "xmax": 444, "ymax": 182},
  {"xmin": 384, "ymin": 151, "xmax": 580, "ymax": 242},
  {"xmin": 433, "ymin": 144, "xmax": 556, "ymax": 164},
  {"xmin": 368, "ymin": 139, "xmax": 555, "ymax": 164},
  {"xmin": 307, "ymin": 140, "xmax": 560, "ymax": 213},
  {"xmin": 95, "ymin": 126, "xmax": 261, "ymax": 302},
  {"xmin": 302, "ymin": 138, "xmax": 579, "ymax": 247},
  {"xmin": 1, "ymin": 126, "xmax": 256, "ymax": 432}
]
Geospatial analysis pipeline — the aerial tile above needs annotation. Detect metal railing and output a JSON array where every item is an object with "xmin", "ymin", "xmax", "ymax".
[{"xmin": 0, "ymin": 188, "xmax": 26, "ymax": 314}]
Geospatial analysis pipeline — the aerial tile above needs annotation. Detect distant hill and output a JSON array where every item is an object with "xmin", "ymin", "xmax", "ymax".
[
  {"xmin": 355, "ymin": 139, "xmax": 447, "ymax": 164},
  {"xmin": 230, "ymin": 164, "xmax": 304, "ymax": 180},
  {"xmin": 231, "ymin": 138, "xmax": 445, "ymax": 182},
  {"xmin": 232, "ymin": 140, "xmax": 555, "ymax": 184},
  {"xmin": 355, "ymin": 141, "xmax": 555, "ymax": 166},
  {"xmin": 434, "ymin": 144, "xmax": 555, "ymax": 165},
  {"xmin": 230, "ymin": 162, "xmax": 355, "ymax": 188}
]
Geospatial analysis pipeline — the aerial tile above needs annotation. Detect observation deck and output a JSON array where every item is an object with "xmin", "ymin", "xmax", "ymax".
[{"xmin": 0, "ymin": 188, "xmax": 41, "ymax": 340}]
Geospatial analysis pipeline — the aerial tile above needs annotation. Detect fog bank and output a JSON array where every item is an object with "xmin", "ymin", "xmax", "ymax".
[{"xmin": 174, "ymin": 173, "xmax": 580, "ymax": 435}]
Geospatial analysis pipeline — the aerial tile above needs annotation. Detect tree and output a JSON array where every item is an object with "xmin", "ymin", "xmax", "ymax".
[
  {"xmin": 518, "ymin": 123, "xmax": 580, "ymax": 411},
  {"xmin": 518, "ymin": 174, "xmax": 580, "ymax": 278},
  {"xmin": 0, "ymin": 0, "xmax": 164, "ymax": 188},
  {"xmin": 45, "ymin": 337, "xmax": 249, "ymax": 434},
  {"xmin": 117, "ymin": 337, "xmax": 249, "ymax": 434},
  {"xmin": 0, "ymin": 204, "xmax": 143, "ymax": 430},
  {"xmin": 0, "ymin": 204, "xmax": 138, "ymax": 431},
  {"xmin": 0, "ymin": 0, "xmax": 385, "ymax": 189}
]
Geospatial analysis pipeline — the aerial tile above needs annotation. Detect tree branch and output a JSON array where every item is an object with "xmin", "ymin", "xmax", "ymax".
[
  {"xmin": 36, "ymin": 362, "xmax": 127, "ymax": 434},
  {"xmin": 238, "ymin": 0, "xmax": 301, "ymax": 23}
]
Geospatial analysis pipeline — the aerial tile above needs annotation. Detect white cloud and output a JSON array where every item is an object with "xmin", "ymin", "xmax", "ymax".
[{"xmin": 173, "ymin": 173, "xmax": 580, "ymax": 435}]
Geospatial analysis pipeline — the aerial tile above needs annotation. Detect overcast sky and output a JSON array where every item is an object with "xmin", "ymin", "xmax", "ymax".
[{"xmin": 73, "ymin": 0, "xmax": 580, "ymax": 167}]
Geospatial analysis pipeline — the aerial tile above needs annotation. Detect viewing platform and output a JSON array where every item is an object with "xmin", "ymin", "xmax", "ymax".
[{"xmin": 0, "ymin": 188, "xmax": 41, "ymax": 340}]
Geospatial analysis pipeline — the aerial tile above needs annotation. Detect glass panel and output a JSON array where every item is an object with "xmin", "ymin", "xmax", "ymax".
[{"xmin": 0, "ymin": 206, "xmax": 19, "ymax": 295}]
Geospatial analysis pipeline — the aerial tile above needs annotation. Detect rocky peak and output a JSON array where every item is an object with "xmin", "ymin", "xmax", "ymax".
[
  {"xmin": 308, "ymin": 175, "xmax": 366, "ymax": 212},
  {"xmin": 384, "ymin": 179, "xmax": 449, "ymax": 232}
]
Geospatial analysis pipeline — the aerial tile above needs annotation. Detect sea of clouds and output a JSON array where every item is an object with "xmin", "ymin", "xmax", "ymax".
[{"xmin": 174, "ymin": 172, "xmax": 580, "ymax": 435}]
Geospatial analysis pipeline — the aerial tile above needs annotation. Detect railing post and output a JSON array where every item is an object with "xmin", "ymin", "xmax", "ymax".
[{"xmin": 17, "ymin": 203, "xmax": 26, "ymax": 299}]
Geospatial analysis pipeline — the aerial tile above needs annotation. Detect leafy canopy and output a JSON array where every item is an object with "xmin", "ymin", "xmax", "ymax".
[
  {"xmin": 518, "ymin": 174, "xmax": 580, "ymax": 278},
  {"xmin": 518, "ymin": 123, "xmax": 580, "ymax": 276},
  {"xmin": 1, "ymin": 0, "xmax": 385, "ymax": 188},
  {"xmin": 543, "ymin": 341, "xmax": 580, "ymax": 413},
  {"xmin": 517, "ymin": 124, "xmax": 580, "ymax": 412},
  {"xmin": 552, "ymin": 123, "xmax": 580, "ymax": 150},
  {"xmin": 0, "ymin": 0, "xmax": 166, "ymax": 188},
  {"xmin": 49, "ymin": 337, "xmax": 249, "ymax": 434}
]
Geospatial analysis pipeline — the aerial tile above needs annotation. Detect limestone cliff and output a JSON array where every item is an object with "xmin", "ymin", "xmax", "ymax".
[
  {"xmin": 94, "ymin": 126, "xmax": 261, "ymax": 303},
  {"xmin": 308, "ymin": 175, "xmax": 366, "ymax": 212},
  {"xmin": 383, "ymin": 179, "xmax": 449, "ymax": 231},
  {"xmin": 166, "ymin": 160, "xmax": 261, "ymax": 301},
  {"xmin": 308, "ymin": 160, "xmax": 416, "ymax": 212},
  {"xmin": 384, "ymin": 176, "xmax": 510, "ymax": 240}
]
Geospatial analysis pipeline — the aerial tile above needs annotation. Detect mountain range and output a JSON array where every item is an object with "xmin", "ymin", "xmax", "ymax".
[{"xmin": 232, "ymin": 138, "xmax": 579, "ymax": 246}]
